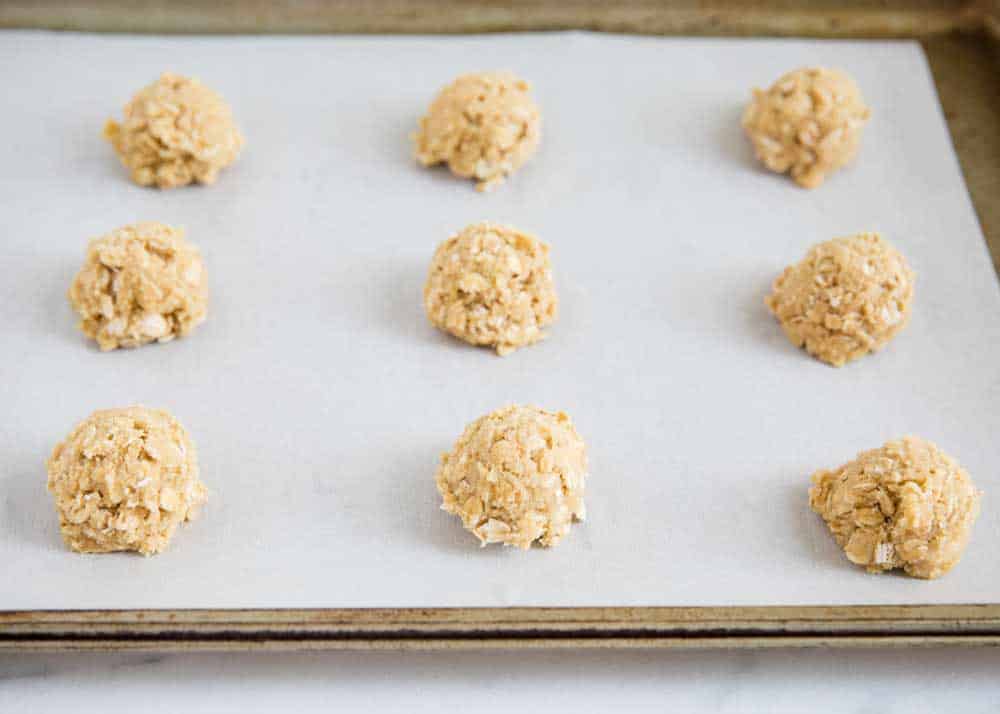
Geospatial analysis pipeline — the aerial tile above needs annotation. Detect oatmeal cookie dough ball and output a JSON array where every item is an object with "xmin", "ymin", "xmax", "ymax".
[
  {"xmin": 809, "ymin": 436, "xmax": 981, "ymax": 579},
  {"xmin": 413, "ymin": 72, "xmax": 541, "ymax": 191},
  {"xmin": 424, "ymin": 221, "xmax": 557, "ymax": 355},
  {"xmin": 69, "ymin": 222, "xmax": 208, "ymax": 351},
  {"xmin": 436, "ymin": 405, "xmax": 588, "ymax": 549},
  {"xmin": 46, "ymin": 406, "xmax": 208, "ymax": 556},
  {"xmin": 742, "ymin": 67, "xmax": 870, "ymax": 188},
  {"xmin": 765, "ymin": 232, "xmax": 914, "ymax": 367},
  {"xmin": 104, "ymin": 72, "xmax": 244, "ymax": 188}
]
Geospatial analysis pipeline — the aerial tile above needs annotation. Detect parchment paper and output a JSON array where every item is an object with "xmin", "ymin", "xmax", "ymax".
[{"xmin": 1, "ymin": 31, "xmax": 998, "ymax": 610}]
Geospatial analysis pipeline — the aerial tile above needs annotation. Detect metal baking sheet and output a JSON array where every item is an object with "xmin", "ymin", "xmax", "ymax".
[{"xmin": 1, "ymin": 30, "xmax": 998, "ymax": 611}]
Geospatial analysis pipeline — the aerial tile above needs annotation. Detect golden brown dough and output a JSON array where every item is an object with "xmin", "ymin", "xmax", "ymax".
[
  {"xmin": 47, "ymin": 406, "xmax": 208, "ymax": 556},
  {"xmin": 435, "ymin": 405, "xmax": 587, "ymax": 549},
  {"xmin": 809, "ymin": 436, "xmax": 981, "ymax": 579},
  {"xmin": 424, "ymin": 221, "xmax": 557, "ymax": 355},
  {"xmin": 413, "ymin": 72, "xmax": 541, "ymax": 191},
  {"xmin": 742, "ymin": 67, "xmax": 870, "ymax": 188},
  {"xmin": 766, "ymin": 232, "xmax": 914, "ymax": 366},
  {"xmin": 104, "ymin": 72, "xmax": 244, "ymax": 188}
]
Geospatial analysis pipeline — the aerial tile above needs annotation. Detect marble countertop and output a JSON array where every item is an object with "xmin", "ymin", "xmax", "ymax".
[{"xmin": 2, "ymin": 647, "xmax": 999, "ymax": 712}]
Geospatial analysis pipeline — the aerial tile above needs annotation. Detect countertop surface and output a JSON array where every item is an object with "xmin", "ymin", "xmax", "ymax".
[{"xmin": 2, "ymin": 648, "xmax": 999, "ymax": 712}]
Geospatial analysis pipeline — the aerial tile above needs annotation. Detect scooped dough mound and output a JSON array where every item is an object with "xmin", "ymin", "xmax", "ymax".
[
  {"xmin": 809, "ymin": 436, "xmax": 981, "ymax": 579},
  {"xmin": 765, "ymin": 232, "xmax": 914, "ymax": 367},
  {"xmin": 69, "ymin": 222, "xmax": 208, "ymax": 351},
  {"xmin": 104, "ymin": 72, "xmax": 244, "ymax": 188},
  {"xmin": 435, "ymin": 405, "xmax": 587, "ymax": 549},
  {"xmin": 742, "ymin": 67, "xmax": 870, "ymax": 188},
  {"xmin": 413, "ymin": 72, "xmax": 541, "ymax": 191},
  {"xmin": 46, "ymin": 406, "xmax": 207, "ymax": 556},
  {"xmin": 424, "ymin": 221, "xmax": 557, "ymax": 355}
]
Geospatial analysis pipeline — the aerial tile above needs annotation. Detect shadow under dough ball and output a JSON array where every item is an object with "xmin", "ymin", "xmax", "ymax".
[{"xmin": 742, "ymin": 67, "xmax": 870, "ymax": 188}]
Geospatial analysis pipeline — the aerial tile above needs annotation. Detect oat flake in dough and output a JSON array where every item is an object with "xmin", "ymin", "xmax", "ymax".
[
  {"xmin": 435, "ymin": 405, "xmax": 588, "ymax": 549},
  {"xmin": 742, "ymin": 67, "xmax": 870, "ymax": 188},
  {"xmin": 809, "ymin": 436, "xmax": 981, "ymax": 579},
  {"xmin": 68, "ymin": 222, "xmax": 208, "ymax": 351},
  {"xmin": 424, "ymin": 221, "xmax": 557, "ymax": 355},
  {"xmin": 413, "ymin": 72, "xmax": 541, "ymax": 191},
  {"xmin": 46, "ymin": 406, "xmax": 208, "ymax": 556},
  {"xmin": 104, "ymin": 72, "xmax": 244, "ymax": 189},
  {"xmin": 765, "ymin": 232, "xmax": 914, "ymax": 367}
]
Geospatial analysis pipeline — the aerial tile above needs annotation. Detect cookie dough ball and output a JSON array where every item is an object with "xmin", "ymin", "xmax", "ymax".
[
  {"xmin": 413, "ymin": 72, "xmax": 541, "ymax": 191},
  {"xmin": 104, "ymin": 72, "xmax": 244, "ymax": 188},
  {"xmin": 424, "ymin": 222, "xmax": 557, "ymax": 355},
  {"xmin": 809, "ymin": 436, "xmax": 981, "ymax": 579},
  {"xmin": 436, "ymin": 405, "xmax": 587, "ymax": 549},
  {"xmin": 46, "ymin": 406, "xmax": 208, "ymax": 556},
  {"xmin": 765, "ymin": 232, "xmax": 914, "ymax": 367},
  {"xmin": 742, "ymin": 67, "xmax": 870, "ymax": 188},
  {"xmin": 69, "ymin": 222, "xmax": 208, "ymax": 351}
]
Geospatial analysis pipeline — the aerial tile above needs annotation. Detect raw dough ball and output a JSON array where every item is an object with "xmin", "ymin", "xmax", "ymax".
[
  {"xmin": 742, "ymin": 67, "xmax": 870, "ymax": 188},
  {"xmin": 69, "ymin": 222, "xmax": 208, "ymax": 351},
  {"xmin": 809, "ymin": 436, "xmax": 981, "ymax": 579},
  {"xmin": 435, "ymin": 405, "xmax": 587, "ymax": 549},
  {"xmin": 765, "ymin": 232, "xmax": 914, "ymax": 367},
  {"xmin": 413, "ymin": 72, "xmax": 541, "ymax": 191},
  {"xmin": 46, "ymin": 406, "xmax": 207, "ymax": 556},
  {"xmin": 104, "ymin": 72, "xmax": 244, "ymax": 188},
  {"xmin": 424, "ymin": 221, "xmax": 557, "ymax": 355}
]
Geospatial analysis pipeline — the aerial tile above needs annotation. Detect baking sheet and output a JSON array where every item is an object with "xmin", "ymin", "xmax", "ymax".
[{"xmin": 1, "ymin": 31, "xmax": 998, "ymax": 610}]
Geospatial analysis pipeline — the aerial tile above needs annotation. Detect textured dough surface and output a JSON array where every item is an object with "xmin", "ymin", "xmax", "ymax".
[
  {"xmin": 46, "ymin": 406, "xmax": 207, "ymax": 556},
  {"xmin": 435, "ymin": 405, "xmax": 587, "ymax": 549},
  {"xmin": 742, "ymin": 67, "xmax": 870, "ymax": 188},
  {"xmin": 69, "ymin": 222, "xmax": 208, "ymax": 351},
  {"xmin": 424, "ymin": 221, "xmax": 557, "ymax": 355},
  {"xmin": 765, "ymin": 232, "xmax": 914, "ymax": 366},
  {"xmin": 413, "ymin": 72, "xmax": 541, "ymax": 191},
  {"xmin": 809, "ymin": 436, "xmax": 981, "ymax": 579},
  {"xmin": 104, "ymin": 72, "xmax": 244, "ymax": 188}
]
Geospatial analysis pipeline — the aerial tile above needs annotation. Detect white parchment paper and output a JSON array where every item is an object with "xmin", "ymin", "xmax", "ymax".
[{"xmin": 1, "ymin": 31, "xmax": 998, "ymax": 610}]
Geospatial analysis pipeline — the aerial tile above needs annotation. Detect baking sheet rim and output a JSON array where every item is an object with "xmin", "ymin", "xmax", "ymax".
[{"xmin": 3, "ymin": 604, "xmax": 1000, "ymax": 650}]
